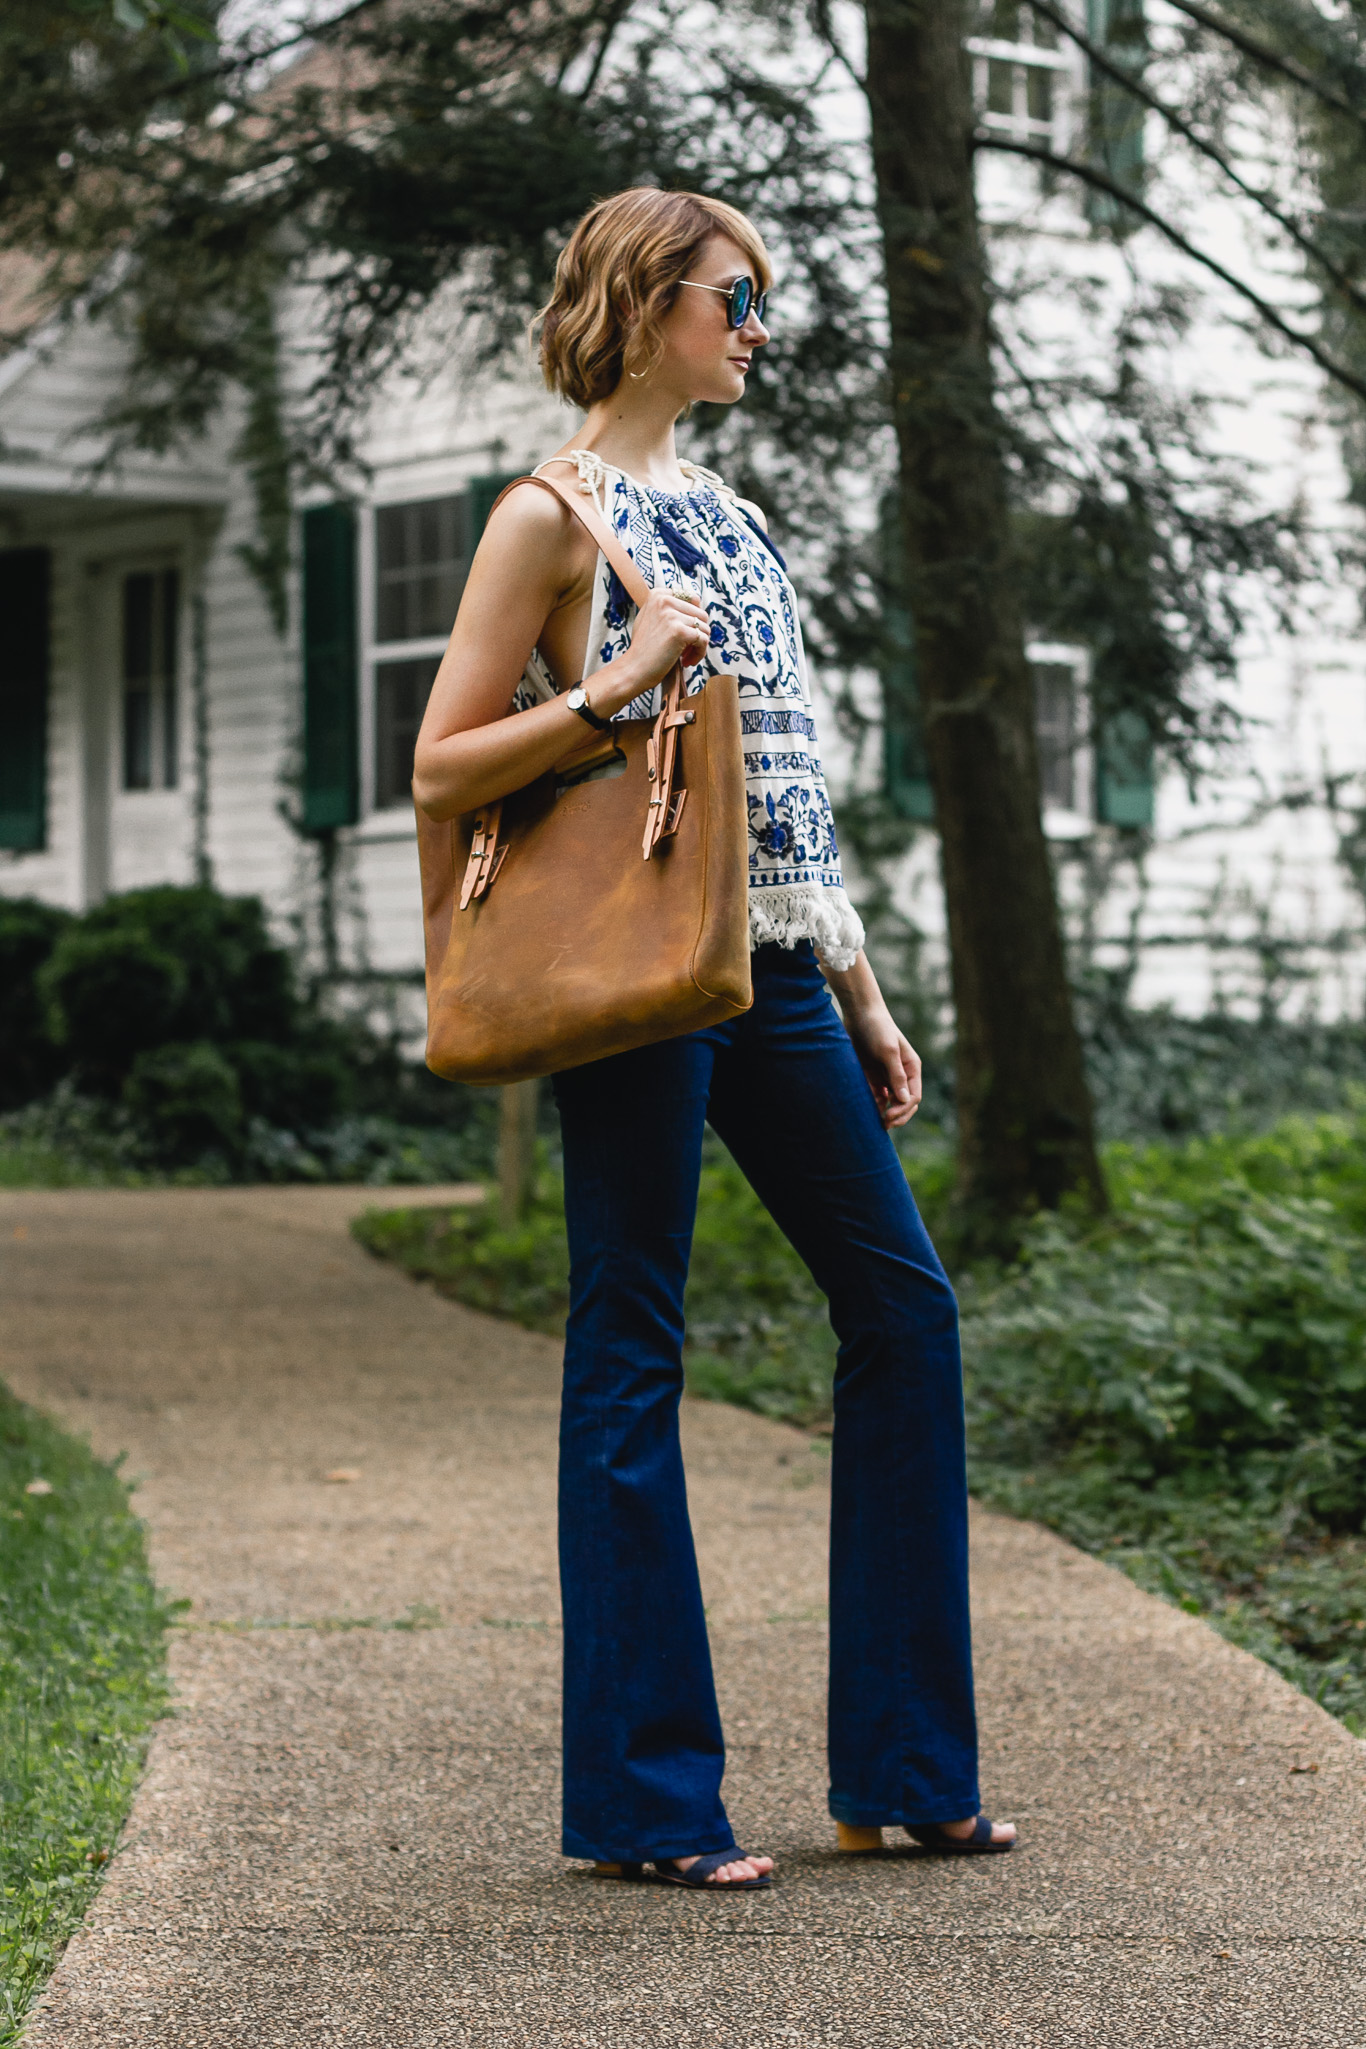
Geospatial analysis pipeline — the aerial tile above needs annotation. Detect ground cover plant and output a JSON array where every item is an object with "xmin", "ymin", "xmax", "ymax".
[
  {"xmin": 356, "ymin": 1104, "xmax": 1366, "ymax": 1734},
  {"xmin": 0, "ymin": 890, "xmax": 492, "ymax": 1188},
  {"xmin": 0, "ymin": 1385, "xmax": 175, "ymax": 2043}
]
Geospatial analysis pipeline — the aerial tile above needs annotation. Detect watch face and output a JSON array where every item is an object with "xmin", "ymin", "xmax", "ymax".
[{"xmin": 568, "ymin": 688, "xmax": 585, "ymax": 708}]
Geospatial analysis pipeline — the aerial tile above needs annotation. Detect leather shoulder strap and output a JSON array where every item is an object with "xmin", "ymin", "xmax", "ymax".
[{"xmin": 486, "ymin": 471, "xmax": 652, "ymax": 610}]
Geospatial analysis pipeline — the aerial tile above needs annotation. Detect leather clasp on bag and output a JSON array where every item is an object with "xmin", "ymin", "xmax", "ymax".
[
  {"xmin": 642, "ymin": 664, "xmax": 689, "ymax": 861},
  {"xmin": 459, "ymin": 800, "xmax": 505, "ymax": 909}
]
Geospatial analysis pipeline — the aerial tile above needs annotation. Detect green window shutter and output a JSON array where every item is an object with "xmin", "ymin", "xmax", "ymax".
[
  {"xmin": 1096, "ymin": 708, "xmax": 1155, "ymax": 828},
  {"xmin": 0, "ymin": 547, "xmax": 51, "ymax": 853},
  {"xmin": 466, "ymin": 471, "xmax": 524, "ymax": 541},
  {"xmin": 879, "ymin": 496, "xmax": 934, "ymax": 822},
  {"xmin": 1087, "ymin": 0, "xmax": 1146, "ymax": 225},
  {"xmin": 301, "ymin": 503, "xmax": 358, "ymax": 833}
]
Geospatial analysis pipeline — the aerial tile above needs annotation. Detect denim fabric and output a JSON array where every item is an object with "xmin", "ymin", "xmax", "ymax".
[{"xmin": 551, "ymin": 942, "xmax": 979, "ymax": 1864}]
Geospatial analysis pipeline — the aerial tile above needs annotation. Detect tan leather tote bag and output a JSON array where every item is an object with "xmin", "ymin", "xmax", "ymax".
[{"xmin": 416, "ymin": 471, "xmax": 752, "ymax": 1086}]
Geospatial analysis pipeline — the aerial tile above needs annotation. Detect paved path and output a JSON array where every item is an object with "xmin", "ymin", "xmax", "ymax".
[{"xmin": 3, "ymin": 1186, "xmax": 1365, "ymax": 2048}]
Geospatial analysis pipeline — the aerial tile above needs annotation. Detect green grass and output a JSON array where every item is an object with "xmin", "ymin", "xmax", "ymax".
[
  {"xmin": 355, "ymin": 1108, "xmax": 1366, "ymax": 1735},
  {"xmin": 0, "ymin": 1386, "xmax": 176, "ymax": 2043}
]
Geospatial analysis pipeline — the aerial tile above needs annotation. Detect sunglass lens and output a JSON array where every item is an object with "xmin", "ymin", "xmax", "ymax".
[
  {"xmin": 752, "ymin": 291, "xmax": 767, "ymax": 323},
  {"xmin": 729, "ymin": 277, "xmax": 752, "ymax": 328}
]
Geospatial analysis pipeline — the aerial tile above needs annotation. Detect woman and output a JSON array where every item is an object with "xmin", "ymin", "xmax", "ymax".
[{"xmin": 413, "ymin": 188, "xmax": 1015, "ymax": 1889}]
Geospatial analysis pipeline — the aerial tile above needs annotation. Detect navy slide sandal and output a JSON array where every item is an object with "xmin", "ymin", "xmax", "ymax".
[
  {"xmin": 905, "ymin": 1815, "xmax": 1014, "ymax": 1855},
  {"xmin": 594, "ymin": 1850, "xmax": 772, "ymax": 1888},
  {"xmin": 653, "ymin": 1847, "xmax": 773, "ymax": 1889}
]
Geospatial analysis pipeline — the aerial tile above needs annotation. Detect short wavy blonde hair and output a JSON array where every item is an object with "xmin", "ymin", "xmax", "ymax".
[{"xmin": 537, "ymin": 188, "xmax": 773, "ymax": 411}]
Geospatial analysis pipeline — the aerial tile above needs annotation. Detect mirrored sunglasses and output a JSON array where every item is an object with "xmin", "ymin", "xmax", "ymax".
[{"xmin": 681, "ymin": 275, "xmax": 768, "ymax": 329}]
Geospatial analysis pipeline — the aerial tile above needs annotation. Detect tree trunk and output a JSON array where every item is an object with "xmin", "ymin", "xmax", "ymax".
[
  {"xmin": 497, "ymin": 1078, "xmax": 539, "ymax": 1228},
  {"xmin": 861, "ymin": 0, "xmax": 1106, "ymax": 1252}
]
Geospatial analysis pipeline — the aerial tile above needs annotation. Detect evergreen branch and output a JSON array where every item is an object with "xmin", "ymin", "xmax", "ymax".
[
  {"xmin": 1161, "ymin": 0, "xmax": 1366, "ymax": 124},
  {"xmin": 979, "ymin": 135, "xmax": 1366, "ymax": 407},
  {"xmin": 1029, "ymin": 0, "xmax": 1366, "ymax": 322}
]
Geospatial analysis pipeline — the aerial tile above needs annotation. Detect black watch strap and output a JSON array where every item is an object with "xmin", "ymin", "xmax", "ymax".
[{"xmin": 568, "ymin": 685, "xmax": 612, "ymax": 732}]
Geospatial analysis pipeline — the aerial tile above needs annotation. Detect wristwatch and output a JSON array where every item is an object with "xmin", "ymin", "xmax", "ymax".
[{"xmin": 566, "ymin": 683, "xmax": 612, "ymax": 732}]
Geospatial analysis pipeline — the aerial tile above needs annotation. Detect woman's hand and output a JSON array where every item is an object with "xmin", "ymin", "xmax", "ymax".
[
  {"xmin": 845, "ymin": 1004, "xmax": 922, "ymax": 1129},
  {"xmin": 615, "ymin": 583, "xmax": 711, "ymax": 693},
  {"xmin": 820, "ymin": 953, "xmax": 923, "ymax": 1129}
]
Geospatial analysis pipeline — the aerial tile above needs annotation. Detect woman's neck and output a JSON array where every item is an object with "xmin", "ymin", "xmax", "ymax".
[{"xmin": 562, "ymin": 384, "xmax": 691, "ymax": 493}]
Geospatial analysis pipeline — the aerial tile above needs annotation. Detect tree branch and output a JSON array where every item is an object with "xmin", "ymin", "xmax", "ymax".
[
  {"xmin": 573, "ymin": 0, "xmax": 638, "ymax": 100},
  {"xmin": 151, "ymin": 0, "xmax": 387, "ymax": 104},
  {"xmin": 807, "ymin": 0, "xmax": 866, "ymax": 92},
  {"xmin": 978, "ymin": 135, "xmax": 1366, "ymax": 407},
  {"xmin": 1028, "ymin": 0, "xmax": 1366, "ymax": 324},
  {"xmin": 1161, "ymin": 0, "xmax": 1366, "ymax": 125}
]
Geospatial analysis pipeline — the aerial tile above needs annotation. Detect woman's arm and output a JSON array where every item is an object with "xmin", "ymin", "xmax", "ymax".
[
  {"xmin": 821, "ymin": 952, "xmax": 923, "ymax": 1129},
  {"xmin": 412, "ymin": 485, "xmax": 711, "ymax": 822}
]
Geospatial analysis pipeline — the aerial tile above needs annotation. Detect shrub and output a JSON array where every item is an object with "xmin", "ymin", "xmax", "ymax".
[
  {"xmin": 1078, "ymin": 990, "xmax": 1366, "ymax": 1144},
  {"xmin": 38, "ymin": 928, "xmax": 187, "ymax": 1090},
  {"xmin": 77, "ymin": 886, "xmax": 297, "ymax": 1047},
  {"xmin": 962, "ymin": 1187, "xmax": 1366, "ymax": 1528},
  {"xmin": 122, "ymin": 1042, "xmax": 245, "ymax": 1169},
  {"xmin": 0, "ymin": 900, "xmax": 73, "ymax": 1112},
  {"xmin": 1, "ymin": 883, "xmax": 492, "ymax": 1181},
  {"xmin": 228, "ymin": 1036, "xmax": 354, "ymax": 1131}
]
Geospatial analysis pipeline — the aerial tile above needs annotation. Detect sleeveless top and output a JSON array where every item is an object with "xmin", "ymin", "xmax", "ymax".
[{"xmin": 513, "ymin": 450, "xmax": 865, "ymax": 973}]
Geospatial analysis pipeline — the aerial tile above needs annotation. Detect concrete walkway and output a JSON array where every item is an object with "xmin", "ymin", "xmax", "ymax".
[{"xmin": 3, "ymin": 1186, "xmax": 1364, "ymax": 2048}]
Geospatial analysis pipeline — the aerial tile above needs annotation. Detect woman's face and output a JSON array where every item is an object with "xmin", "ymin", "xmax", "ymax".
[{"xmin": 653, "ymin": 233, "xmax": 770, "ymax": 406}]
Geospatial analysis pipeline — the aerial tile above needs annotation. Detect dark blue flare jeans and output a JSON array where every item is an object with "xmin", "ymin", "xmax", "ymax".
[{"xmin": 551, "ymin": 942, "xmax": 979, "ymax": 1865}]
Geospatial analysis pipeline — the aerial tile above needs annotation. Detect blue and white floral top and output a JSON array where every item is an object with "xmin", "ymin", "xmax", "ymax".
[{"xmin": 516, "ymin": 450, "xmax": 865, "ymax": 972}]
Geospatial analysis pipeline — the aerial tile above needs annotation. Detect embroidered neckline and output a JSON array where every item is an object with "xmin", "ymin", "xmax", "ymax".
[{"xmin": 534, "ymin": 449, "xmax": 735, "ymax": 511}]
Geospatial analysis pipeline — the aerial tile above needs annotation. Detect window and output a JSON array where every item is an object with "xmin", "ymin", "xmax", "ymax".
[
  {"xmin": 376, "ymin": 496, "xmax": 470, "ymax": 643},
  {"xmin": 1033, "ymin": 659, "xmax": 1080, "ymax": 811},
  {"xmin": 969, "ymin": 1, "xmax": 1070, "ymax": 146},
  {"xmin": 366, "ymin": 477, "xmax": 519, "ymax": 812},
  {"xmin": 368, "ymin": 494, "xmax": 470, "ymax": 810},
  {"xmin": 375, "ymin": 657, "xmax": 442, "ymax": 811},
  {"xmin": 0, "ymin": 547, "xmax": 50, "ymax": 852},
  {"xmin": 121, "ymin": 568, "xmax": 179, "ymax": 791},
  {"xmin": 1029, "ymin": 643, "xmax": 1092, "ymax": 832}
]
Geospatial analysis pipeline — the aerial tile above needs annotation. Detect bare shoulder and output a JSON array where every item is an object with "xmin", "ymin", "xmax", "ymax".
[
  {"xmin": 474, "ymin": 474, "xmax": 595, "ymax": 593},
  {"xmin": 734, "ymin": 494, "xmax": 768, "ymax": 532}
]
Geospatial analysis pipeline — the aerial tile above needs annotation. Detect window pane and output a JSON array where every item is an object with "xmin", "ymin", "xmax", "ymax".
[
  {"xmin": 1030, "ymin": 4, "xmax": 1059, "ymax": 47},
  {"xmin": 1027, "ymin": 63, "xmax": 1053, "ymax": 125},
  {"xmin": 161, "ymin": 569, "xmax": 180, "ymax": 789},
  {"xmin": 1033, "ymin": 663, "xmax": 1078, "ymax": 810},
  {"xmin": 986, "ymin": 0, "xmax": 1020, "ymax": 37},
  {"xmin": 375, "ymin": 656, "xmax": 441, "ymax": 809},
  {"xmin": 988, "ymin": 58, "xmax": 1016, "ymax": 115},
  {"xmin": 122, "ymin": 573, "xmax": 154, "ymax": 789},
  {"xmin": 123, "ymin": 687, "xmax": 152, "ymax": 790},
  {"xmin": 375, "ymin": 495, "xmax": 469, "ymax": 643},
  {"xmin": 123, "ymin": 572, "xmax": 154, "ymax": 685}
]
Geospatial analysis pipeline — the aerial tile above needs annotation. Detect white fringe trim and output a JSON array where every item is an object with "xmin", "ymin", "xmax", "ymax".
[{"xmin": 748, "ymin": 883, "xmax": 865, "ymax": 974}]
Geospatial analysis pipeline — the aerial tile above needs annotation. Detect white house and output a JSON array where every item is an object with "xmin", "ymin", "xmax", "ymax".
[
  {"xmin": 0, "ymin": 262, "xmax": 564, "ymax": 1034},
  {"xmin": 3, "ymin": 1, "xmax": 1365, "ymax": 1034}
]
